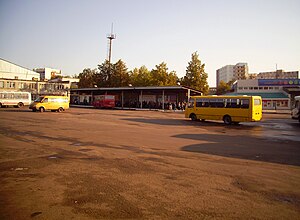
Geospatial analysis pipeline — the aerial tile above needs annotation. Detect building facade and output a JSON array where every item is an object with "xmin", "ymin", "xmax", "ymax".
[
  {"xmin": 0, "ymin": 58, "xmax": 40, "ymax": 80},
  {"xmin": 257, "ymin": 70, "xmax": 298, "ymax": 79},
  {"xmin": 233, "ymin": 63, "xmax": 248, "ymax": 80},
  {"xmin": 0, "ymin": 58, "xmax": 78, "ymax": 100},
  {"xmin": 216, "ymin": 63, "xmax": 248, "ymax": 86},
  {"xmin": 0, "ymin": 78, "xmax": 71, "ymax": 100},
  {"xmin": 34, "ymin": 67, "xmax": 62, "ymax": 81},
  {"xmin": 231, "ymin": 79, "xmax": 300, "ymax": 109},
  {"xmin": 216, "ymin": 65, "xmax": 234, "ymax": 86}
]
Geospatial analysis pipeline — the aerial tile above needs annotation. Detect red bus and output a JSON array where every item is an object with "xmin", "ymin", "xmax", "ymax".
[{"xmin": 92, "ymin": 95, "xmax": 115, "ymax": 108}]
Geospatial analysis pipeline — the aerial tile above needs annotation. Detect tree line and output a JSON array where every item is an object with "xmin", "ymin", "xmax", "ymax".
[{"xmin": 78, "ymin": 52, "xmax": 209, "ymax": 95}]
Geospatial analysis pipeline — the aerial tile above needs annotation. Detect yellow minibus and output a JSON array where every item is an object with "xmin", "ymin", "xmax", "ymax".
[
  {"xmin": 29, "ymin": 95, "xmax": 69, "ymax": 112},
  {"xmin": 185, "ymin": 95, "xmax": 262, "ymax": 125}
]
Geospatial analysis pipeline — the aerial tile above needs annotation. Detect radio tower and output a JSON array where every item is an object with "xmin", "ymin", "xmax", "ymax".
[{"xmin": 107, "ymin": 23, "xmax": 116, "ymax": 65}]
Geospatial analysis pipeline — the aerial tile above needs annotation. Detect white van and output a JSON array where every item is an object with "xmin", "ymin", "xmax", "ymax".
[{"xmin": 0, "ymin": 91, "xmax": 31, "ymax": 108}]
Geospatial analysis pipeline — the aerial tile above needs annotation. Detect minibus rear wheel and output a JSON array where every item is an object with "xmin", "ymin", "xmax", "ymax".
[
  {"xmin": 58, "ymin": 107, "xmax": 63, "ymax": 113},
  {"xmin": 17, "ymin": 102, "xmax": 24, "ymax": 108},
  {"xmin": 223, "ymin": 115, "xmax": 232, "ymax": 125},
  {"xmin": 190, "ymin": 114, "xmax": 197, "ymax": 121}
]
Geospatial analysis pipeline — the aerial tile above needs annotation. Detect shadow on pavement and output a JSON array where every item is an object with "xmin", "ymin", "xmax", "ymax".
[
  {"xmin": 0, "ymin": 108, "xmax": 32, "ymax": 112},
  {"xmin": 121, "ymin": 117, "xmax": 261, "ymax": 129},
  {"xmin": 174, "ymin": 133, "xmax": 300, "ymax": 166}
]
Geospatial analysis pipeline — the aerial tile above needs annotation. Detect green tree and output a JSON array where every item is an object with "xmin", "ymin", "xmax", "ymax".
[
  {"xmin": 111, "ymin": 59, "xmax": 130, "ymax": 87},
  {"xmin": 129, "ymin": 66, "xmax": 152, "ymax": 86},
  {"xmin": 97, "ymin": 60, "xmax": 111, "ymax": 87},
  {"xmin": 216, "ymin": 80, "xmax": 231, "ymax": 95},
  {"xmin": 97, "ymin": 59, "xmax": 130, "ymax": 87},
  {"xmin": 78, "ymin": 68, "xmax": 97, "ymax": 88},
  {"xmin": 182, "ymin": 52, "xmax": 209, "ymax": 94},
  {"xmin": 150, "ymin": 62, "xmax": 178, "ymax": 86},
  {"xmin": 166, "ymin": 70, "xmax": 179, "ymax": 86}
]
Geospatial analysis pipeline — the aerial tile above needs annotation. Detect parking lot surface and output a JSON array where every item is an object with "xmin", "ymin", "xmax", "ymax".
[{"xmin": 0, "ymin": 107, "xmax": 299, "ymax": 219}]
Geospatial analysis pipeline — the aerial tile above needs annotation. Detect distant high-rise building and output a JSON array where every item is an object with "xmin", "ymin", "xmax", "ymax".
[
  {"xmin": 216, "ymin": 62, "xmax": 248, "ymax": 86},
  {"xmin": 233, "ymin": 63, "xmax": 248, "ymax": 80},
  {"xmin": 257, "ymin": 70, "xmax": 298, "ymax": 79},
  {"xmin": 216, "ymin": 65, "xmax": 234, "ymax": 86}
]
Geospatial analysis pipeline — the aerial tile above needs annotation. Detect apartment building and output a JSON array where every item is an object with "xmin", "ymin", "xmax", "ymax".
[
  {"xmin": 233, "ymin": 63, "xmax": 248, "ymax": 80},
  {"xmin": 257, "ymin": 69, "xmax": 298, "ymax": 79},
  {"xmin": 216, "ymin": 65, "xmax": 234, "ymax": 86},
  {"xmin": 216, "ymin": 63, "xmax": 248, "ymax": 86}
]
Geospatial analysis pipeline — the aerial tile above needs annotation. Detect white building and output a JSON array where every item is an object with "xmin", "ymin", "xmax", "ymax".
[
  {"xmin": 216, "ymin": 65, "xmax": 234, "ymax": 86},
  {"xmin": 34, "ymin": 67, "xmax": 62, "ymax": 81},
  {"xmin": 231, "ymin": 79, "xmax": 300, "ymax": 109},
  {"xmin": 0, "ymin": 58, "xmax": 78, "ymax": 99},
  {"xmin": 0, "ymin": 58, "xmax": 40, "ymax": 80}
]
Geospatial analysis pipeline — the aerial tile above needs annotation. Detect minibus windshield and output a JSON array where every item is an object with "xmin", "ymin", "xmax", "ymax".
[{"xmin": 34, "ymin": 97, "xmax": 44, "ymax": 102}]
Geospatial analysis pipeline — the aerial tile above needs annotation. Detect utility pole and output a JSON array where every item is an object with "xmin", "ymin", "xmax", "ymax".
[{"xmin": 107, "ymin": 23, "xmax": 116, "ymax": 65}]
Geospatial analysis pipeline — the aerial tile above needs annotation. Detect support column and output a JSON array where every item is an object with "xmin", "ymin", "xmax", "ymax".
[
  {"xmin": 140, "ymin": 90, "xmax": 143, "ymax": 109},
  {"xmin": 162, "ymin": 90, "xmax": 165, "ymax": 111},
  {"xmin": 121, "ymin": 91, "xmax": 124, "ymax": 109}
]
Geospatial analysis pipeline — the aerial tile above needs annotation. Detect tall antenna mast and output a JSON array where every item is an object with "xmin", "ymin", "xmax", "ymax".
[{"xmin": 107, "ymin": 23, "xmax": 116, "ymax": 64}]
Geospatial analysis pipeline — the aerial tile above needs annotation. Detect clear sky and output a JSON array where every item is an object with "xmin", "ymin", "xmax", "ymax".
[{"xmin": 0, "ymin": 0, "xmax": 299, "ymax": 86}]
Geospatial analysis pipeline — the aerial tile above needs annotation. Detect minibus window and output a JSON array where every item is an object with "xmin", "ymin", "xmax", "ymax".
[
  {"xmin": 254, "ymin": 99, "xmax": 261, "ymax": 105},
  {"xmin": 34, "ymin": 97, "xmax": 44, "ymax": 102}
]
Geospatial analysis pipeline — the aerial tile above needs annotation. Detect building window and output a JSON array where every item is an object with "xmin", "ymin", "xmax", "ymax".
[
  {"xmin": 18, "ymin": 83, "xmax": 25, "ymax": 89},
  {"xmin": 6, "ymin": 82, "xmax": 15, "ymax": 88},
  {"xmin": 244, "ymin": 87, "xmax": 248, "ymax": 90},
  {"xmin": 238, "ymin": 87, "xmax": 243, "ymax": 90},
  {"xmin": 0, "ymin": 81, "xmax": 4, "ymax": 88}
]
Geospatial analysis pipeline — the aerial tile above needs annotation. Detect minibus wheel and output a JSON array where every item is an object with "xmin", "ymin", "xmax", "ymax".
[
  {"xmin": 39, "ymin": 107, "xmax": 45, "ymax": 112},
  {"xmin": 223, "ymin": 115, "xmax": 232, "ymax": 125},
  {"xmin": 58, "ymin": 107, "xmax": 63, "ymax": 112},
  {"xmin": 17, "ymin": 102, "xmax": 24, "ymax": 108},
  {"xmin": 190, "ymin": 114, "xmax": 197, "ymax": 121}
]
